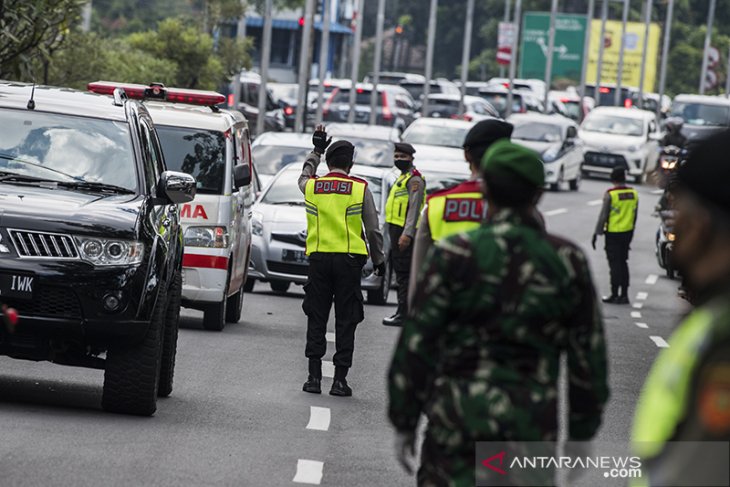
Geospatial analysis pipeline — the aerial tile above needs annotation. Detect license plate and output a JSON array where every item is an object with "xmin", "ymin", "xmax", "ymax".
[
  {"xmin": 0, "ymin": 272, "xmax": 35, "ymax": 300},
  {"xmin": 282, "ymin": 249, "xmax": 308, "ymax": 264}
]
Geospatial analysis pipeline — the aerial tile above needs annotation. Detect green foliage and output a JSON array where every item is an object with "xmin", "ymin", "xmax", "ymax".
[{"xmin": 0, "ymin": 0, "xmax": 86, "ymax": 80}]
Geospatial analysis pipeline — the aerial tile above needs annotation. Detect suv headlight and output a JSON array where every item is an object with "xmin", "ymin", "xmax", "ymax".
[
  {"xmin": 76, "ymin": 237, "xmax": 144, "ymax": 266},
  {"xmin": 252, "ymin": 213, "xmax": 264, "ymax": 237},
  {"xmin": 627, "ymin": 145, "xmax": 641, "ymax": 152},
  {"xmin": 542, "ymin": 147, "xmax": 560, "ymax": 163},
  {"xmin": 184, "ymin": 226, "xmax": 230, "ymax": 248}
]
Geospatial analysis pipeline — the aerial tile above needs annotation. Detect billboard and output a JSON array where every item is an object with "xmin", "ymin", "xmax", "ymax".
[
  {"xmin": 519, "ymin": 12, "xmax": 587, "ymax": 81},
  {"xmin": 586, "ymin": 19, "xmax": 661, "ymax": 90}
]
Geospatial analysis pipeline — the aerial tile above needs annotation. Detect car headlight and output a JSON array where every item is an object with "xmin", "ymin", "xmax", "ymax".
[
  {"xmin": 627, "ymin": 145, "xmax": 641, "ymax": 152},
  {"xmin": 542, "ymin": 148, "xmax": 559, "ymax": 163},
  {"xmin": 76, "ymin": 237, "xmax": 144, "ymax": 266},
  {"xmin": 667, "ymin": 232, "xmax": 676, "ymax": 242},
  {"xmin": 252, "ymin": 214, "xmax": 264, "ymax": 237},
  {"xmin": 184, "ymin": 226, "xmax": 230, "ymax": 248}
]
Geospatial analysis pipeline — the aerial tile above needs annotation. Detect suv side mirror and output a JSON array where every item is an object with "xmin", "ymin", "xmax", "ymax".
[
  {"xmin": 159, "ymin": 171, "xmax": 196, "ymax": 204},
  {"xmin": 233, "ymin": 164, "xmax": 252, "ymax": 189},
  {"xmin": 566, "ymin": 126, "xmax": 578, "ymax": 140}
]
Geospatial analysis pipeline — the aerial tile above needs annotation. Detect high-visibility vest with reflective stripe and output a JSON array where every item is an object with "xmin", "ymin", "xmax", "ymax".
[
  {"xmin": 426, "ymin": 180, "xmax": 484, "ymax": 241},
  {"xmin": 304, "ymin": 174, "xmax": 368, "ymax": 255},
  {"xmin": 385, "ymin": 170, "xmax": 424, "ymax": 227},
  {"xmin": 606, "ymin": 187, "xmax": 638, "ymax": 233}
]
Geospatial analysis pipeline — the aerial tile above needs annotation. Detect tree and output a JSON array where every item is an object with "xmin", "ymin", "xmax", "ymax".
[{"xmin": 0, "ymin": 0, "xmax": 86, "ymax": 80}]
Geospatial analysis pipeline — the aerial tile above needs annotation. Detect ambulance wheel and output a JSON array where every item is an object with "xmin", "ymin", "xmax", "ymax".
[
  {"xmin": 270, "ymin": 280, "xmax": 290, "ymax": 293},
  {"xmin": 225, "ymin": 283, "xmax": 244, "ymax": 323},
  {"xmin": 243, "ymin": 278, "xmax": 255, "ymax": 293}
]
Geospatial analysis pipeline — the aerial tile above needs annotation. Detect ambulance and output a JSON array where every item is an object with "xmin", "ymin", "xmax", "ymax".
[{"xmin": 88, "ymin": 82, "xmax": 258, "ymax": 331}]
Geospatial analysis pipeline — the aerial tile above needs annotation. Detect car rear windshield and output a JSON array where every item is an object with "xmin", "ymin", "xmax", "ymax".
[
  {"xmin": 582, "ymin": 114, "xmax": 644, "ymax": 136},
  {"xmin": 402, "ymin": 124, "xmax": 469, "ymax": 148},
  {"xmin": 252, "ymin": 145, "xmax": 310, "ymax": 176},
  {"xmin": 0, "ymin": 108, "xmax": 136, "ymax": 190},
  {"xmin": 401, "ymin": 83, "xmax": 442, "ymax": 100},
  {"xmin": 512, "ymin": 122, "xmax": 563, "ymax": 142},
  {"xmin": 670, "ymin": 102, "xmax": 730, "ymax": 127},
  {"xmin": 345, "ymin": 138, "xmax": 394, "ymax": 168},
  {"xmin": 330, "ymin": 89, "xmax": 381, "ymax": 106},
  {"xmin": 480, "ymin": 92, "xmax": 522, "ymax": 114},
  {"xmin": 156, "ymin": 126, "xmax": 226, "ymax": 194}
]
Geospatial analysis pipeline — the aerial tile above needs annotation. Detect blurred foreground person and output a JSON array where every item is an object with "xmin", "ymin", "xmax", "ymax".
[
  {"xmin": 632, "ymin": 130, "xmax": 730, "ymax": 486},
  {"xmin": 388, "ymin": 140, "xmax": 609, "ymax": 486}
]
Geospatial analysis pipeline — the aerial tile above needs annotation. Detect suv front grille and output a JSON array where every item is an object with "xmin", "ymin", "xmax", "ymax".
[
  {"xmin": 4, "ymin": 286, "xmax": 82, "ymax": 319},
  {"xmin": 9, "ymin": 230, "xmax": 78, "ymax": 259}
]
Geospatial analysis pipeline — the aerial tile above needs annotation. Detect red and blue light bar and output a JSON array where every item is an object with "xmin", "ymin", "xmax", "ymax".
[{"xmin": 88, "ymin": 81, "xmax": 226, "ymax": 107}]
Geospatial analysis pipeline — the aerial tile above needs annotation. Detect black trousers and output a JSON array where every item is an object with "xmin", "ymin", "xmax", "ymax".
[
  {"xmin": 389, "ymin": 224, "xmax": 412, "ymax": 315},
  {"xmin": 605, "ymin": 231, "xmax": 633, "ymax": 296},
  {"xmin": 302, "ymin": 252, "xmax": 366, "ymax": 369}
]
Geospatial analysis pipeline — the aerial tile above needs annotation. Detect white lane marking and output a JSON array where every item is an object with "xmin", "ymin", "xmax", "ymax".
[
  {"xmin": 635, "ymin": 322, "xmax": 648, "ymax": 329},
  {"xmin": 650, "ymin": 336, "xmax": 670, "ymax": 348},
  {"xmin": 293, "ymin": 460, "xmax": 324, "ymax": 485},
  {"xmin": 322, "ymin": 360, "xmax": 335, "ymax": 378},
  {"xmin": 306, "ymin": 406, "xmax": 331, "ymax": 431},
  {"xmin": 325, "ymin": 332, "xmax": 336, "ymax": 343},
  {"xmin": 633, "ymin": 303, "xmax": 644, "ymax": 309},
  {"xmin": 645, "ymin": 274, "xmax": 659, "ymax": 285},
  {"xmin": 587, "ymin": 199, "xmax": 603, "ymax": 206},
  {"xmin": 544, "ymin": 208, "xmax": 568, "ymax": 216},
  {"xmin": 631, "ymin": 311, "xmax": 642, "ymax": 319},
  {"xmin": 636, "ymin": 292, "xmax": 649, "ymax": 301}
]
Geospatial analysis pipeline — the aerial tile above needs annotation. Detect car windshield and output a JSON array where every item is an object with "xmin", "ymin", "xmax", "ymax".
[
  {"xmin": 670, "ymin": 102, "xmax": 730, "ymax": 127},
  {"xmin": 156, "ymin": 126, "xmax": 226, "ymax": 194},
  {"xmin": 582, "ymin": 114, "xmax": 644, "ymax": 136},
  {"xmin": 331, "ymin": 89, "xmax": 381, "ymax": 106},
  {"xmin": 252, "ymin": 145, "xmax": 310, "ymax": 176},
  {"xmin": 561, "ymin": 100, "xmax": 581, "ymax": 119},
  {"xmin": 346, "ymin": 138, "xmax": 394, "ymax": 167},
  {"xmin": 402, "ymin": 124, "xmax": 470, "ymax": 148},
  {"xmin": 480, "ymin": 93, "xmax": 522, "ymax": 115},
  {"xmin": 512, "ymin": 122, "xmax": 563, "ymax": 142},
  {"xmin": 420, "ymin": 170, "xmax": 469, "ymax": 195},
  {"xmin": 0, "ymin": 108, "xmax": 136, "ymax": 190}
]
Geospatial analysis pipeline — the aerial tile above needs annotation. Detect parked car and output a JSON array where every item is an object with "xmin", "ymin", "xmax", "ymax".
[
  {"xmin": 228, "ymin": 71, "xmax": 285, "ymax": 135},
  {"xmin": 399, "ymin": 78, "xmax": 460, "ymax": 103},
  {"xmin": 487, "ymin": 78, "xmax": 547, "ymax": 102},
  {"xmin": 669, "ymin": 94, "xmax": 730, "ymax": 149},
  {"xmin": 423, "ymin": 94, "xmax": 500, "ymax": 121},
  {"xmin": 548, "ymin": 90, "xmax": 585, "ymax": 121},
  {"xmin": 248, "ymin": 164, "xmax": 393, "ymax": 304},
  {"xmin": 88, "ymin": 81, "xmax": 258, "ymax": 331},
  {"xmin": 400, "ymin": 118, "xmax": 475, "ymax": 164},
  {"xmin": 579, "ymin": 106, "xmax": 662, "ymax": 182},
  {"xmin": 478, "ymin": 85, "xmax": 527, "ymax": 118},
  {"xmin": 322, "ymin": 84, "xmax": 417, "ymax": 133},
  {"xmin": 269, "ymin": 82, "xmax": 298, "ymax": 129},
  {"xmin": 325, "ymin": 123, "xmax": 401, "ymax": 142},
  {"xmin": 631, "ymin": 92, "xmax": 672, "ymax": 116},
  {"xmin": 0, "ymin": 82, "xmax": 196, "ymax": 416},
  {"xmin": 584, "ymin": 83, "xmax": 638, "ymax": 107},
  {"xmin": 509, "ymin": 113, "xmax": 583, "ymax": 191}
]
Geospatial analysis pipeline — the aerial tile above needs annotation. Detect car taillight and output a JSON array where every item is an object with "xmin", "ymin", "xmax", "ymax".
[
  {"xmin": 599, "ymin": 87, "xmax": 611, "ymax": 94},
  {"xmin": 624, "ymin": 98, "xmax": 633, "ymax": 108},
  {"xmin": 450, "ymin": 114, "xmax": 473, "ymax": 122},
  {"xmin": 228, "ymin": 93, "xmax": 235, "ymax": 108},
  {"xmin": 323, "ymin": 90, "xmax": 337, "ymax": 117},
  {"xmin": 284, "ymin": 106, "xmax": 294, "ymax": 116},
  {"xmin": 381, "ymin": 91, "xmax": 392, "ymax": 121}
]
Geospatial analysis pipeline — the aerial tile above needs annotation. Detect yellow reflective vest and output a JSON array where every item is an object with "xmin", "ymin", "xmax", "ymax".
[
  {"xmin": 304, "ymin": 173, "xmax": 368, "ymax": 255},
  {"xmin": 385, "ymin": 170, "xmax": 424, "ymax": 227},
  {"xmin": 606, "ymin": 187, "xmax": 639, "ymax": 233},
  {"xmin": 426, "ymin": 180, "xmax": 485, "ymax": 241}
]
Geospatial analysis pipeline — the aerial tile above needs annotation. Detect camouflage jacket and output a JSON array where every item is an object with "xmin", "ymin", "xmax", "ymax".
[{"xmin": 388, "ymin": 208, "xmax": 609, "ymax": 444}]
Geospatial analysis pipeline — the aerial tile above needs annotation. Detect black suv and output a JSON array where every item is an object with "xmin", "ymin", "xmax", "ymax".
[{"xmin": 0, "ymin": 83, "xmax": 196, "ymax": 416}]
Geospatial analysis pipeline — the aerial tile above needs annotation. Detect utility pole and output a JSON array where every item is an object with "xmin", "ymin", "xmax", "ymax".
[
  {"xmin": 500, "ymin": 0, "xmax": 512, "ymax": 78},
  {"xmin": 369, "ymin": 0, "xmax": 386, "ymax": 125},
  {"xmin": 506, "ymin": 0, "xmax": 522, "ymax": 118},
  {"xmin": 256, "ymin": 0, "xmax": 273, "ymax": 136},
  {"xmin": 594, "ymin": 0, "xmax": 608, "ymax": 107},
  {"xmin": 422, "ymin": 0, "xmax": 438, "ymax": 117},
  {"xmin": 656, "ymin": 0, "xmax": 673, "ymax": 119},
  {"xmin": 348, "ymin": 0, "xmax": 365, "ymax": 124},
  {"xmin": 458, "ymin": 0, "xmax": 475, "ymax": 115},
  {"xmin": 578, "ymin": 0, "xmax": 595, "ymax": 121},
  {"xmin": 699, "ymin": 0, "xmax": 717, "ymax": 95},
  {"xmin": 295, "ymin": 0, "xmax": 316, "ymax": 133},
  {"xmin": 316, "ymin": 0, "xmax": 332, "ymax": 125},
  {"xmin": 637, "ymin": 0, "xmax": 652, "ymax": 109},
  {"xmin": 544, "ymin": 0, "xmax": 559, "ymax": 111},
  {"xmin": 614, "ymin": 0, "xmax": 629, "ymax": 107}
]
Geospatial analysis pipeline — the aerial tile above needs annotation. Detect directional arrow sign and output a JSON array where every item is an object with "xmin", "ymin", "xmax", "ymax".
[{"xmin": 519, "ymin": 12, "xmax": 587, "ymax": 81}]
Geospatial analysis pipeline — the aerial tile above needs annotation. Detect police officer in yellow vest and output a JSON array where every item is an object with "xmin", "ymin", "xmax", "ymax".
[
  {"xmin": 298, "ymin": 125, "xmax": 385, "ymax": 397},
  {"xmin": 631, "ymin": 130, "xmax": 730, "ymax": 486},
  {"xmin": 592, "ymin": 167, "xmax": 639, "ymax": 304},
  {"xmin": 407, "ymin": 119, "xmax": 513, "ymax": 308},
  {"xmin": 383, "ymin": 142, "xmax": 425, "ymax": 327}
]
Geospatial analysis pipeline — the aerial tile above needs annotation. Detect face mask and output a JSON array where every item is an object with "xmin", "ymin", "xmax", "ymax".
[{"xmin": 395, "ymin": 159, "xmax": 410, "ymax": 172}]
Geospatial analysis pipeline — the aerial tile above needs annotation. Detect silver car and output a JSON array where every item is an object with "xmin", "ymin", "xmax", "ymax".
[{"xmin": 247, "ymin": 163, "xmax": 394, "ymax": 305}]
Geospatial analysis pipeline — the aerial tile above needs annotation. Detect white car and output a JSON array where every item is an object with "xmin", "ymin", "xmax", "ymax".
[
  {"xmin": 579, "ymin": 107, "xmax": 661, "ymax": 183},
  {"xmin": 509, "ymin": 113, "xmax": 583, "ymax": 191},
  {"xmin": 400, "ymin": 118, "xmax": 475, "ymax": 164},
  {"xmin": 423, "ymin": 94, "xmax": 500, "ymax": 121}
]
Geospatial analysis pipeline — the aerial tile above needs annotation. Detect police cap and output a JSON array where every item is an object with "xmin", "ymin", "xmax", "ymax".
[
  {"xmin": 610, "ymin": 167, "xmax": 626, "ymax": 182},
  {"xmin": 480, "ymin": 138, "xmax": 545, "ymax": 188},
  {"xmin": 677, "ymin": 129, "xmax": 730, "ymax": 212},
  {"xmin": 326, "ymin": 140, "xmax": 355, "ymax": 166},
  {"xmin": 394, "ymin": 142, "xmax": 416, "ymax": 156},
  {"xmin": 463, "ymin": 118, "xmax": 513, "ymax": 151}
]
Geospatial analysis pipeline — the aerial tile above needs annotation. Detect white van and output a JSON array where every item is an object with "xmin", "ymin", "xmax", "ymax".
[{"xmin": 88, "ymin": 82, "xmax": 258, "ymax": 331}]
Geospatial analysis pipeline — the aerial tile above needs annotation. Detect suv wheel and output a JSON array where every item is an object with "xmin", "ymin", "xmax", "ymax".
[
  {"xmin": 102, "ymin": 285, "xmax": 166, "ymax": 416},
  {"xmin": 203, "ymin": 297, "xmax": 227, "ymax": 331},
  {"xmin": 158, "ymin": 272, "xmax": 181, "ymax": 398},
  {"xmin": 225, "ymin": 282, "xmax": 244, "ymax": 323},
  {"xmin": 270, "ymin": 280, "xmax": 290, "ymax": 293},
  {"xmin": 243, "ymin": 278, "xmax": 255, "ymax": 292},
  {"xmin": 367, "ymin": 260, "xmax": 391, "ymax": 305}
]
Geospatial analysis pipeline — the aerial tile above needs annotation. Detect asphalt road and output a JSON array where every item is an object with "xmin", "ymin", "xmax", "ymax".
[{"xmin": 0, "ymin": 177, "xmax": 686, "ymax": 486}]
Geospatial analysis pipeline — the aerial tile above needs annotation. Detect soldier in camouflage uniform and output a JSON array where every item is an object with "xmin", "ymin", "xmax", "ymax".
[{"xmin": 387, "ymin": 140, "xmax": 610, "ymax": 486}]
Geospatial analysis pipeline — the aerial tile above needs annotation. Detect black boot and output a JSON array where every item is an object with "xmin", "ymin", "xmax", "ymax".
[
  {"xmin": 602, "ymin": 295, "xmax": 619, "ymax": 304},
  {"xmin": 330, "ymin": 366, "xmax": 352, "ymax": 397},
  {"xmin": 303, "ymin": 359, "xmax": 322, "ymax": 394},
  {"xmin": 382, "ymin": 313, "xmax": 403, "ymax": 326},
  {"xmin": 616, "ymin": 290, "xmax": 630, "ymax": 305}
]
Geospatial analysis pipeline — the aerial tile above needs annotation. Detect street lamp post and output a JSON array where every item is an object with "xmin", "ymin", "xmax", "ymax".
[
  {"xmin": 458, "ymin": 0, "xmax": 475, "ymax": 116},
  {"xmin": 614, "ymin": 0, "xmax": 629, "ymax": 107},
  {"xmin": 543, "ymin": 0, "xmax": 559, "ymax": 111},
  {"xmin": 315, "ymin": 0, "xmax": 332, "ymax": 125},
  {"xmin": 295, "ymin": 0, "xmax": 316, "ymax": 133},
  {"xmin": 347, "ymin": 0, "xmax": 365, "ymax": 124},
  {"xmin": 506, "ymin": 0, "xmax": 522, "ymax": 118},
  {"xmin": 422, "ymin": 0, "xmax": 438, "ymax": 117},
  {"xmin": 578, "ymin": 0, "xmax": 595, "ymax": 121},
  {"xmin": 699, "ymin": 0, "xmax": 717, "ymax": 95},
  {"xmin": 369, "ymin": 0, "xmax": 386, "ymax": 126},
  {"xmin": 638, "ymin": 0, "xmax": 652, "ymax": 109},
  {"xmin": 256, "ymin": 0, "xmax": 273, "ymax": 136},
  {"xmin": 656, "ymin": 0, "xmax": 673, "ymax": 119},
  {"xmin": 594, "ymin": 0, "xmax": 608, "ymax": 107}
]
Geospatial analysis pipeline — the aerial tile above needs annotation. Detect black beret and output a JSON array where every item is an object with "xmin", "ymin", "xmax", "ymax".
[
  {"xmin": 394, "ymin": 142, "xmax": 416, "ymax": 155},
  {"xmin": 463, "ymin": 119, "xmax": 514, "ymax": 150},
  {"xmin": 326, "ymin": 140, "xmax": 354, "ymax": 163},
  {"xmin": 677, "ymin": 129, "xmax": 730, "ymax": 212},
  {"xmin": 610, "ymin": 167, "xmax": 626, "ymax": 182}
]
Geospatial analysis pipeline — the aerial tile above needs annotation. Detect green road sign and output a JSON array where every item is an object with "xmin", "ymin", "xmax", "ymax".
[{"xmin": 519, "ymin": 12, "xmax": 587, "ymax": 82}]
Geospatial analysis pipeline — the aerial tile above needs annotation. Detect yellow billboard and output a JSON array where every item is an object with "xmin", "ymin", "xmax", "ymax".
[{"xmin": 586, "ymin": 19, "xmax": 661, "ymax": 90}]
